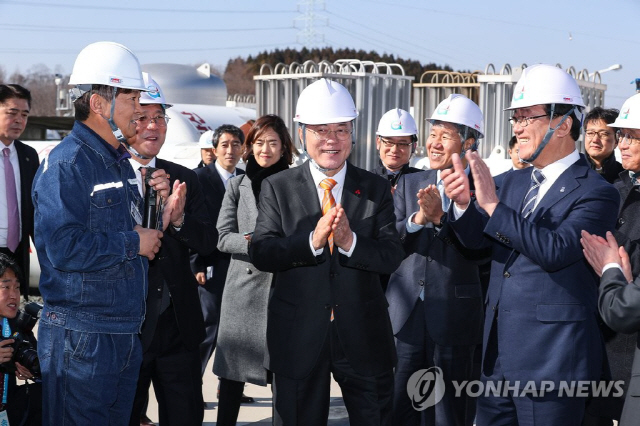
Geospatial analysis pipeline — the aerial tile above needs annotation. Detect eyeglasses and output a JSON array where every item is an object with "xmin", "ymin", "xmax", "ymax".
[
  {"xmin": 306, "ymin": 127, "xmax": 353, "ymax": 141},
  {"xmin": 617, "ymin": 130, "xmax": 640, "ymax": 146},
  {"xmin": 379, "ymin": 137, "xmax": 413, "ymax": 149},
  {"xmin": 508, "ymin": 114, "xmax": 549, "ymax": 127},
  {"xmin": 136, "ymin": 114, "xmax": 170, "ymax": 127},
  {"xmin": 585, "ymin": 130, "xmax": 613, "ymax": 140}
]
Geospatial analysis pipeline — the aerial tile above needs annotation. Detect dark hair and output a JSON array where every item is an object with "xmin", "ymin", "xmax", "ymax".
[
  {"xmin": 241, "ymin": 114, "xmax": 299, "ymax": 164},
  {"xmin": 584, "ymin": 107, "xmax": 620, "ymax": 128},
  {"xmin": 0, "ymin": 84, "xmax": 31, "ymax": 110},
  {"xmin": 212, "ymin": 124, "xmax": 244, "ymax": 149},
  {"xmin": 74, "ymin": 85, "xmax": 135, "ymax": 121},
  {"xmin": 508, "ymin": 135, "xmax": 518, "ymax": 150},
  {"xmin": 0, "ymin": 254, "xmax": 22, "ymax": 287},
  {"xmin": 543, "ymin": 104, "xmax": 582, "ymax": 141}
]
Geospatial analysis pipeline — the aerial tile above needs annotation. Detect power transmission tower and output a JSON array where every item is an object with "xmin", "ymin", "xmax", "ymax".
[{"xmin": 294, "ymin": 0, "xmax": 327, "ymax": 47}]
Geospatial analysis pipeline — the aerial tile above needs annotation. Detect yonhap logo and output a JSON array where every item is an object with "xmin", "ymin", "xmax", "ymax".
[{"xmin": 407, "ymin": 366, "xmax": 445, "ymax": 411}]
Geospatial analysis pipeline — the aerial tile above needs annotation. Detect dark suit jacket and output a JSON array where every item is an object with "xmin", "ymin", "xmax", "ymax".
[
  {"xmin": 599, "ymin": 267, "xmax": 640, "ymax": 425},
  {"xmin": 370, "ymin": 162, "xmax": 422, "ymax": 292},
  {"xmin": 588, "ymin": 152, "xmax": 623, "ymax": 185},
  {"xmin": 190, "ymin": 162, "xmax": 244, "ymax": 290},
  {"xmin": 450, "ymin": 156, "xmax": 620, "ymax": 386},
  {"xmin": 370, "ymin": 162, "xmax": 422, "ymax": 187},
  {"xmin": 249, "ymin": 161, "xmax": 404, "ymax": 380},
  {"xmin": 614, "ymin": 173, "xmax": 640, "ymax": 277},
  {"xmin": 140, "ymin": 159, "xmax": 216, "ymax": 352},
  {"xmin": 14, "ymin": 140, "xmax": 39, "ymax": 293},
  {"xmin": 386, "ymin": 169, "xmax": 485, "ymax": 346}
]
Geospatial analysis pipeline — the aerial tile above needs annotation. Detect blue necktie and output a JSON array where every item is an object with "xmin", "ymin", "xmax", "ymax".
[
  {"xmin": 437, "ymin": 179, "xmax": 450, "ymax": 212},
  {"xmin": 521, "ymin": 169, "xmax": 545, "ymax": 218}
]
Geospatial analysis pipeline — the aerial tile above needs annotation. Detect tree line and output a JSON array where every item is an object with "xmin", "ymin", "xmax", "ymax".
[{"xmin": 1, "ymin": 47, "xmax": 455, "ymax": 116}]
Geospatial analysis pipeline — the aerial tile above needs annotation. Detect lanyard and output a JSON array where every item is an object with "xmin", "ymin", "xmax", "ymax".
[{"xmin": 1, "ymin": 318, "xmax": 10, "ymax": 405}]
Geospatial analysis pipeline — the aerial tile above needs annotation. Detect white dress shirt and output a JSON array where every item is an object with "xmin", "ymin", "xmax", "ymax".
[
  {"xmin": 128, "ymin": 157, "xmax": 157, "ymax": 197},
  {"xmin": 214, "ymin": 161, "xmax": 237, "ymax": 189},
  {"xmin": 0, "ymin": 141, "xmax": 22, "ymax": 246}
]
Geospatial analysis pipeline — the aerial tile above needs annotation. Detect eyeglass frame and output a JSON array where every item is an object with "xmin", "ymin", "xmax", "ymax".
[
  {"xmin": 616, "ymin": 130, "xmax": 640, "ymax": 146},
  {"xmin": 508, "ymin": 114, "xmax": 550, "ymax": 128},
  {"xmin": 135, "ymin": 114, "xmax": 170, "ymax": 127},
  {"xmin": 305, "ymin": 126, "xmax": 353, "ymax": 142},
  {"xmin": 585, "ymin": 130, "xmax": 614, "ymax": 140},
  {"xmin": 378, "ymin": 137, "xmax": 415, "ymax": 149}
]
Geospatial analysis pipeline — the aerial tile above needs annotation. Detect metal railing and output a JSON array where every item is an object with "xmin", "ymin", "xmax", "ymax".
[{"xmin": 254, "ymin": 59, "xmax": 414, "ymax": 170}]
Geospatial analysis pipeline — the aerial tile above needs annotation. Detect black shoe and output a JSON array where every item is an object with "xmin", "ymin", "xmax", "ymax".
[{"xmin": 240, "ymin": 394, "xmax": 255, "ymax": 403}]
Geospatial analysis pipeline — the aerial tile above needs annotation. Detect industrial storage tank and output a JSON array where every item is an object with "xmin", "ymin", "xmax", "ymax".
[{"xmin": 142, "ymin": 63, "xmax": 228, "ymax": 106}]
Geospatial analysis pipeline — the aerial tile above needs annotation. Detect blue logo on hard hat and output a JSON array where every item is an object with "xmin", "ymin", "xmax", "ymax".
[
  {"xmin": 437, "ymin": 105, "xmax": 450, "ymax": 115},
  {"xmin": 147, "ymin": 85, "xmax": 161, "ymax": 99},
  {"xmin": 513, "ymin": 86, "xmax": 525, "ymax": 101},
  {"xmin": 621, "ymin": 108, "xmax": 630, "ymax": 119},
  {"xmin": 391, "ymin": 120, "xmax": 403, "ymax": 130}
]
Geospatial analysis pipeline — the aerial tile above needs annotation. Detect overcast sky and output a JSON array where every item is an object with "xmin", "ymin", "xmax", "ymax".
[{"xmin": 2, "ymin": 0, "xmax": 638, "ymax": 109}]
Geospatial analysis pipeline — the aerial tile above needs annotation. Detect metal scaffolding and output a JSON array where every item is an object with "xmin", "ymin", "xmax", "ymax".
[
  {"xmin": 413, "ymin": 70, "xmax": 480, "ymax": 156},
  {"xmin": 254, "ymin": 59, "xmax": 414, "ymax": 170}
]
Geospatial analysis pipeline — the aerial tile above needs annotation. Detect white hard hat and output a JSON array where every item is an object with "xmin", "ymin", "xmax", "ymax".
[
  {"xmin": 430, "ymin": 94, "xmax": 484, "ymax": 138},
  {"xmin": 293, "ymin": 78, "xmax": 358, "ymax": 125},
  {"xmin": 376, "ymin": 108, "xmax": 418, "ymax": 137},
  {"xmin": 69, "ymin": 41, "xmax": 146, "ymax": 91},
  {"xmin": 610, "ymin": 94, "xmax": 640, "ymax": 130},
  {"xmin": 198, "ymin": 130, "xmax": 215, "ymax": 149},
  {"xmin": 507, "ymin": 64, "xmax": 585, "ymax": 110},
  {"xmin": 140, "ymin": 72, "xmax": 172, "ymax": 108}
]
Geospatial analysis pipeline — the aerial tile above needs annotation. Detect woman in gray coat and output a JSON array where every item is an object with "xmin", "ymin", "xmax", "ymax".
[{"xmin": 213, "ymin": 114, "xmax": 298, "ymax": 425}]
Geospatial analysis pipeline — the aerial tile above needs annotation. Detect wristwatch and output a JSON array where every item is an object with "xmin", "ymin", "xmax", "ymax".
[
  {"xmin": 171, "ymin": 212, "xmax": 186, "ymax": 231},
  {"xmin": 435, "ymin": 213, "xmax": 446, "ymax": 228}
]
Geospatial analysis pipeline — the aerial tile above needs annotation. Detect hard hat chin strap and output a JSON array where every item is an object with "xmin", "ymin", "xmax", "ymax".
[
  {"xmin": 104, "ymin": 86, "xmax": 151, "ymax": 160},
  {"xmin": 521, "ymin": 104, "xmax": 575, "ymax": 164},
  {"xmin": 459, "ymin": 127, "xmax": 479, "ymax": 160}
]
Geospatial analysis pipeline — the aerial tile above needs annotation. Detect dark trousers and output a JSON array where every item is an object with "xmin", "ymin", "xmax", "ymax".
[
  {"xmin": 477, "ymin": 317, "xmax": 587, "ymax": 426},
  {"xmin": 129, "ymin": 305, "xmax": 204, "ymax": 426},
  {"xmin": 198, "ymin": 282, "xmax": 224, "ymax": 376},
  {"xmin": 216, "ymin": 378, "xmax": 245, "ymax": 426},
  {"xmin": 273, "ymin": 321, "xmax": 394, "ymax": 426},
  {"xmin": 394, "ymin": 299, "xmax": 477, "ymax": 426}
]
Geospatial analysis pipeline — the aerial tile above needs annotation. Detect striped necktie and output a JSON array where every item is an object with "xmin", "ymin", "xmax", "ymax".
[
  {"xmin": 319, "ymin": 178, "xmax": 337, "ymax": 253},
  {"xmin": 521, "ymin": 169, "xmax": 545, "ymax": 218},
  {"xmin": 320, "ymin": 178, "xmax": 338, "ymax": 321}
]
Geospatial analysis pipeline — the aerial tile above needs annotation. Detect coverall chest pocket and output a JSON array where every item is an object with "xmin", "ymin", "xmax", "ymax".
[{"xmin": 89, "ymin": 187, "xmax": 124, "ymax": 232}]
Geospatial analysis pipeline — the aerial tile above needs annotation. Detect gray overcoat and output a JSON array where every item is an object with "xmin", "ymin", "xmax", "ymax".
[{"xmin": 212, "ymin": 174, "xmax": 273, "ymax": 386}]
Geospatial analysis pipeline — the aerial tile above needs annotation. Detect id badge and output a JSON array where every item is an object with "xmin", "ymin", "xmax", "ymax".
[
  {"xmin": 130, "ymin": 200, "xmax": 143, "ymax": 226},
  {"xmin": 0, "ymin": 409, "xmax": 10, "ymax": 425}
]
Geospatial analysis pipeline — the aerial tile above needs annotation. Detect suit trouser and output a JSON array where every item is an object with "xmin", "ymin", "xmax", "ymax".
[
  {"xmin": 198, "ymin": 280, "xmax": 224, "ymax": 376},
  {"xmin": 476, "ymin": 316, "xmax": 587, "ymax": 426},
  {"xmin": 129, "ymin": 304, "xmax": 204, "ymax": 426},
  {"xmin": 273, "ymin": 321, "xmax": 394, "ymax": 426},
  {"xmin": 394, "ymin": 299, "xmax": 477, "ymax": 426},
  {"xmin": 216, "ymin": 378, "xmax": 246, "ymax": 426}
]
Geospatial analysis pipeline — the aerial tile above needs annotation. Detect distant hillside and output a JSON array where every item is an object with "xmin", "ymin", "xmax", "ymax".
[{"xmin": 222, "ymin": 47, "xmax": 455, "ymax": 96}]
